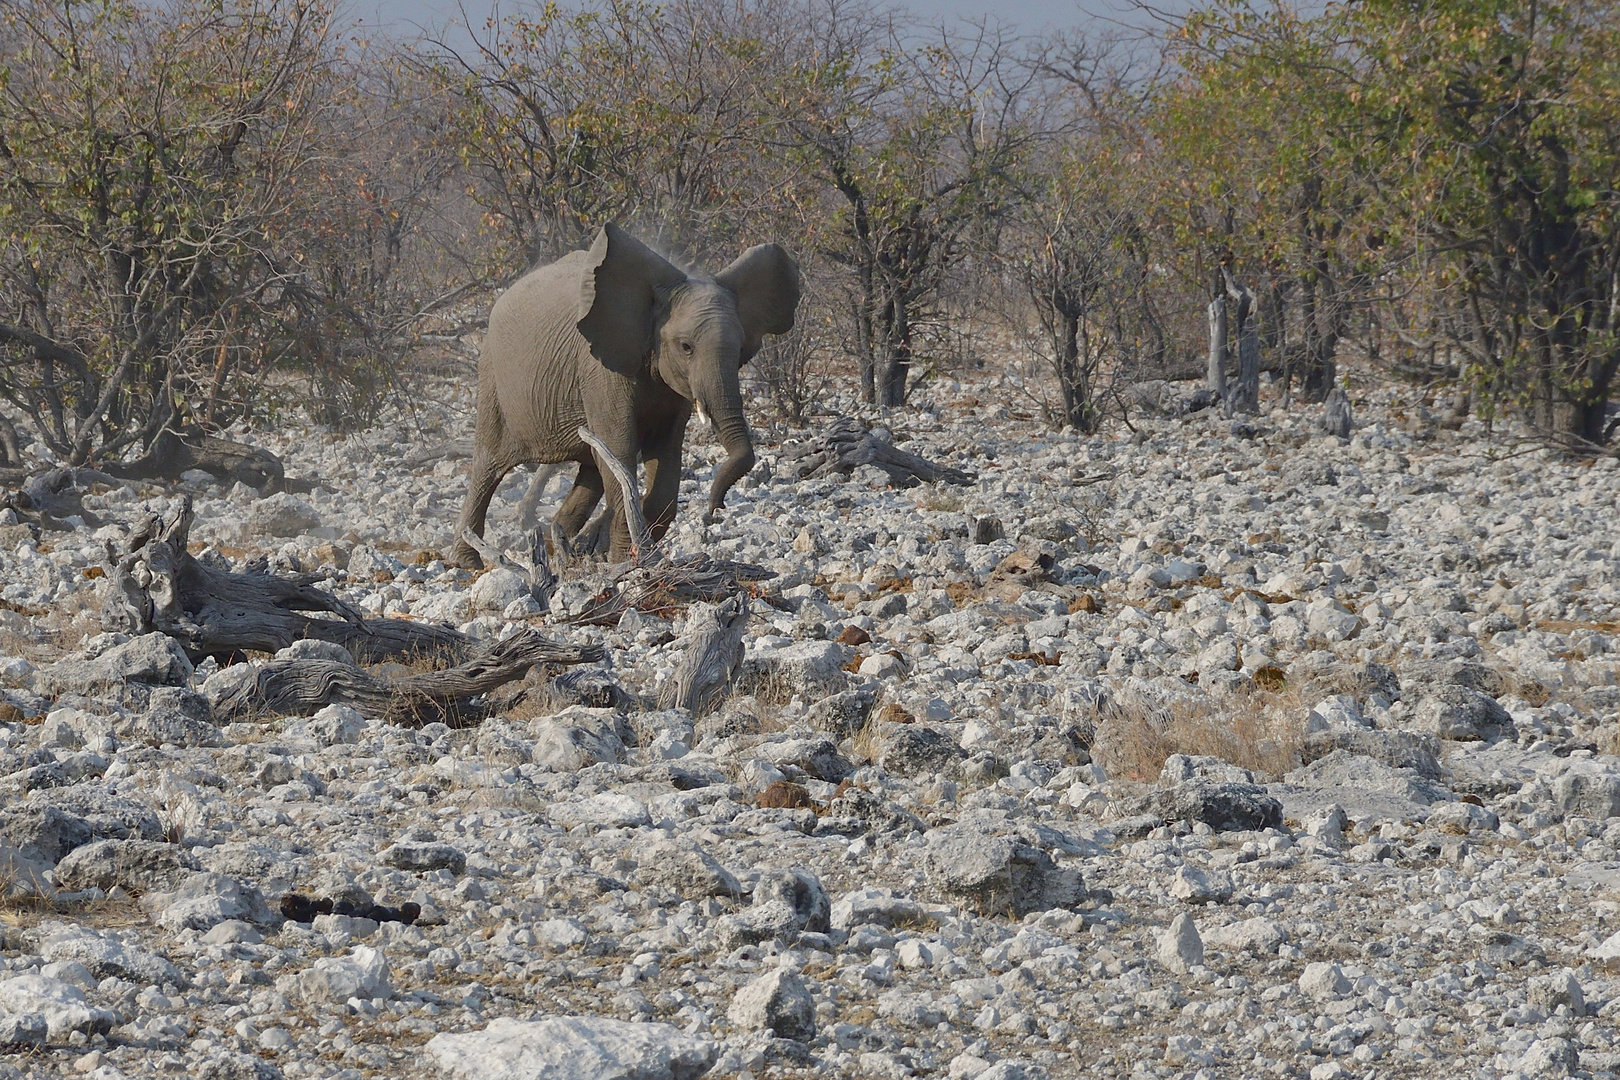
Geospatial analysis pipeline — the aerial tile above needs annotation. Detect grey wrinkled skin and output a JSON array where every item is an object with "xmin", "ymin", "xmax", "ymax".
[{"xmin": 449, "ymin": 224, "xmax": 800, "ymax": 567}]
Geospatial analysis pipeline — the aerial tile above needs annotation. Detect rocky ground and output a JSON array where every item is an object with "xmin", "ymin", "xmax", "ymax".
[{"xmin": 1, "ymin": 365, "xmax": 1619, "ymax": 1080}]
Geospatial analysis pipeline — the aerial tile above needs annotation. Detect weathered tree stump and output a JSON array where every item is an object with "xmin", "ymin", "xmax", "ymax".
[
  {"xmin": 215, "ymin": 627, "xmax": 603, "ymax": 726},
  {"xmin": 102, "ymin": 495, "xmax": 467, "ymax": 663},
  {"xmin": 1222, "ymin": 265, "xmax": 1260, "ymax": 416},
  {"xmin": 777, "ymin": 416, "xmax": 974, "ymax": 488},
  {"xmin": 1323, "ymin": 386, "xmax": 1353, "ymax": 439},
  {"xmin": 657, "ymin": 593, "xmax": 750, "ymax": 716}
]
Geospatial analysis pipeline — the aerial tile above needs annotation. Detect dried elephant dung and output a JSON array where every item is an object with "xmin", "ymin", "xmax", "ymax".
[
  {"xmin": 214, "ymin": 627, "xmax": 603, "ymax": 727},
  {"xmin": 777, "ymin": 416, "xmax": 974, "ymax": 488},
  {"xmin": 102, "ymin": 495, "xmax": 465, "ymax": 663}
]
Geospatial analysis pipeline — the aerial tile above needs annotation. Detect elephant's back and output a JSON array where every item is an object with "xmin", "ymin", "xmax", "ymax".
[{"xmin": 483, "ymin": 252, "xmax": 592, "ymax": 460}]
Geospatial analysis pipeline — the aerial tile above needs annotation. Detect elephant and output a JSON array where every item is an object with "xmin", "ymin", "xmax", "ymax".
[{"xmin": 448, "ymin": 223, "xmax": 800, "ymax": 568}]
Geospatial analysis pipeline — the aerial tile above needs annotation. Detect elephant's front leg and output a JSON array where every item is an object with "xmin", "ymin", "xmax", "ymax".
[
  {"xmin": 640, "ymin": 404, "xmax": 692, "ymax": 546},
  {"xmin": 580, "ymin": 397, "xmax": 642, "ymax": 562},
  {"xmin": 552, "ymin": 460, "xmax": 605, "ymax": 542},
  {"xmin": 449, "ymin": 418, "xmax": 513, "ymax": 569}
]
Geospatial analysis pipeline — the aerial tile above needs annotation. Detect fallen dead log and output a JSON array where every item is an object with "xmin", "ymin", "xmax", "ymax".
[
  {"xmin": 657, "ymin": 593, "xmax": 749, "ymax": 717},
  {"xmin": 777, "ymin": 416, "xmax": 974, "ymax": 488},
  {"xmin": 102, "ymin": 427, "xmax": 286, "ymax": 491},
  {"xmin": 214, "ymin": 627, "xmax": 603, "ymax": 726},
  {"xmin": 567, "ymin": 553, "xmax": 775, "ymax": 626},
  {"xmin": 2, "ymin": 467, "xmax": 119, "ymax": 532},
  {"xmin": 103, "ymin": 495, "xmax": 466, "ymax": 663}
]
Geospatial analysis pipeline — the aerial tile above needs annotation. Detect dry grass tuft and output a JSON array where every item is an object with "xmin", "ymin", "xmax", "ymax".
[
  {"xmin": 876, "ymin": 702, "xmax": 913, "ymax": 724},
  {"xmin": 916, "ymin": 490, "xmax": 964, "ymax": 513},
  {"xmin": 756, "ymin": 780, "xmax": 815, "ymax": 809},
  {"xmin": 1089, "ymin": 684, "xmax": 1305, "ymax": 783}
]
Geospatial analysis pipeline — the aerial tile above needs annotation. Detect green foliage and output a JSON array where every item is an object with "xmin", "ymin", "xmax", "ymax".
[
  {"xmin": 0, "ymin": 0, "xmax": 458, "ymax": 462},
  {"xmin": 1157, "ymin": 0, "xmax": 1620, "ymax": 435}
]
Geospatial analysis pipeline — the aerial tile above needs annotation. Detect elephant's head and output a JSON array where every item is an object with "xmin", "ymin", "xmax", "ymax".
[{"xmin": 576, "ymin": 224, "xmax": 800, "ymax": 518}]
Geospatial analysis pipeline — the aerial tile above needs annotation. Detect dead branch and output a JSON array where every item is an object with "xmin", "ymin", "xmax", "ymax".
[
  {"xmin": 102, "ymin": 427, "xmax": 285, "ymax": 490},
  {"xmin": 215, "ymin": 627, "xmax": 603, "ymax": 726},
  {"xmin": 103, "ymin": 495, "xmax": 466, "ymax": 663},
  {"xmin": 566, "ymin": 552, "xmax": 776, "ymax": 626},
  {"xmin": 576, "ymin": 424, "xmax": 653, "ymax": 562},
  {"xmin": 456, "ymin": 525, "xmax": 555, "ymax": 611},
  {"xmin": 776, "ymin": 416, "xmax": 975, "ymax": 488}
]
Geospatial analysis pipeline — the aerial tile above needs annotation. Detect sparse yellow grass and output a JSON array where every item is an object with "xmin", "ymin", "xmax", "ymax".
[
  {"xmin": 915, "ymin": 489, "xmax": 964, "ymax": 513},
  {"xmin": 1089, "ymin": 682, "xmax": 1305, "ymax": 783}
]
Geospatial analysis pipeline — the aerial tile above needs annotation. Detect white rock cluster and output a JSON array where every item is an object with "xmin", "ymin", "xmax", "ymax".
[{"xmin": 0, "ymin": 368, "xmax": 1617, "ymax": 1080}]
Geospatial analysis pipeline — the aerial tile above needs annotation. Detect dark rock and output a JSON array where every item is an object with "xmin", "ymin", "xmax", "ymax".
[
  {"xmin": 1150, "ymin": 779, "xmax": 1282, "ymax": 832},
  {"xmin": 876, "ymin": 725, "xmax": 966, "ymax": 777},
  {"xmin": 279, "ymin": 893, "xmax": 419, "ymax": 925}
]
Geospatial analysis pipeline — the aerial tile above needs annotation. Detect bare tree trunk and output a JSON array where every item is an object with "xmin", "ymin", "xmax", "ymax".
[
  {"xmin": 1222, "ymin": 266, "xmax": 1260, "ymax": 415},
  {"xmin": 1207, "ymin": 295, "xmax": 1228, "ymax": 398},
  {"xmin": 880, "ymin": 291, "xmax": 911, "ymax": 409}
]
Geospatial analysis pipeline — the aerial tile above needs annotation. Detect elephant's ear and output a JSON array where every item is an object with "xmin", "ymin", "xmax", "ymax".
[
  {"xmin": 577, "ymin": 223, "xmax": 686, "ymax": 376},
  {"xmin": 715, "ymin": 243, "xmax": 801, "ymax": 363}
]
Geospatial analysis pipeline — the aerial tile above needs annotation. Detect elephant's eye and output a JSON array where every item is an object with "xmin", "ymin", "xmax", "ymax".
[{"xmin": 679, "ymin": 340, "xmax": 694, "ymax": 355}]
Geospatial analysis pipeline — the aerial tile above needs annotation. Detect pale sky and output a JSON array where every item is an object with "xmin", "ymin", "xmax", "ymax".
[{"xmin": 344, "ymin": 0, "xmax": 1184, "ymax": 42}]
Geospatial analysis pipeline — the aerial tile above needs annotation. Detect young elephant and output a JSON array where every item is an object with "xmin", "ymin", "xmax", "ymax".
[{"xmin": 448, "ymin": 224, "xmax": 800, "ymax": 568}]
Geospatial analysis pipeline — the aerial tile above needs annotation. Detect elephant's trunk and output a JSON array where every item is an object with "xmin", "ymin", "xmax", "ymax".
[{"xmin": 696, "ymin": 361, "xmax": 755, "ymax": 518}]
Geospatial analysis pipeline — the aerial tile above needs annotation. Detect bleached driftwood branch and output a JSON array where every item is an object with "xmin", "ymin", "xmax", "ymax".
[
  {"xmin": 777, "ymin": 416, "xmax": 974, "ymax": 488},
  {"xmin": 577, "ymin": 425, "xmax": 653, "ymax": 564}
]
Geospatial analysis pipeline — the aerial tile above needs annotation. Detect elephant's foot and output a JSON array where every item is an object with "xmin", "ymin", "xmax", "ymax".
[{"xmin": 446, "ymin": 539, "xmax": 483, "ymax": 570}]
